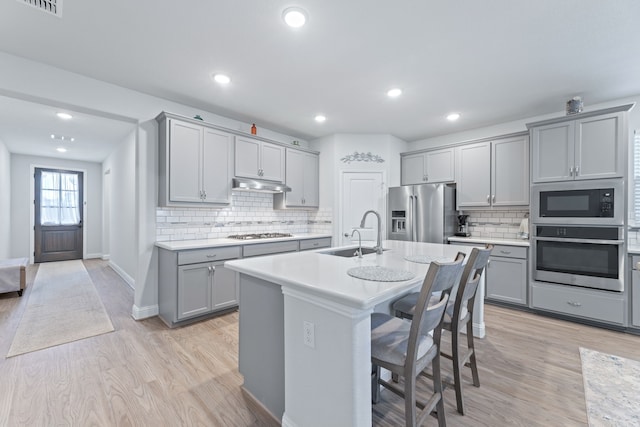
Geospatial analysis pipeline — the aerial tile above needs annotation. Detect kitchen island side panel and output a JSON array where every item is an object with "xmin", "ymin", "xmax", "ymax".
[{"xmin": 238, "ymin": 273, "xmax": 285, "ymax": 421}]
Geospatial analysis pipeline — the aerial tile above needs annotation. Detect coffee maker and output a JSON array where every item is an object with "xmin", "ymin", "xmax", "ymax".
[{"xmin": 455, "ymin": 214, "xmax": 471, "ymax": 237}]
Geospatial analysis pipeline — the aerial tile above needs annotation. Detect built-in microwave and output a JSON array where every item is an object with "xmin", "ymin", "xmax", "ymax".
[{"xmin": 531, "ymin": 179, "xmax": 623, "ymax": 225}]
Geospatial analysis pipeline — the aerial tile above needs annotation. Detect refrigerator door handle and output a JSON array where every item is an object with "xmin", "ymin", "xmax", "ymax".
[
  {"xmin": 409, "ymin": 195, "xmax": 415, "ymax": 242},
  {"xmin": 413, "ymin": 194, "xmax": 419, "ymax": 241}
]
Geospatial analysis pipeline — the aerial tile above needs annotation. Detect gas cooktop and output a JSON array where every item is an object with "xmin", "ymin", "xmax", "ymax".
[{"xmin": 227, "ymin": 233, "xmax": 293, "ymax": 240}]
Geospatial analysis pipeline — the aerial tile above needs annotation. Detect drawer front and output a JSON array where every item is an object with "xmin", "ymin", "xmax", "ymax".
[
  {"xmin": 491, "ymin": 244, "xmax": 527, "ymax": 259},
  {"xmin": 299, "ymin": 238, "xmax": 332, "ymax": 251},
  {"xmin": 243, "ymin": 240, "xmax": 300, "ymax": 257},
  {"xmin": 531, "ymin": 282, "xmax": 625, "ymax": 325},
  {"xmin": 178, "ymin": 246, "xmax": 241, "ymax": 265}
]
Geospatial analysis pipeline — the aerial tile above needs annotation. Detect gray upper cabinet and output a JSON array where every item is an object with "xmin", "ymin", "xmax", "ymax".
[
  {"xmin": 457, "ymin": 142, "xmax": 491, "ymax": 208},
  {"xmin": 157, "ymin": 113, "xmax": 233, "ymax": 207},
  {"xmin": 456, "ymin": 134, "xmax": 529, "ymax": 209},
  {"xmin": 530, "ymin": 106, "xmax": 631, "ymax": 183},
  {"xmin": 235, "ymin": 136, "xmax": 285, "ymax": 182},
  {"xmin": 401, "ymin": 148, "xmax": 455, "ymax": 185},
  {"xmin": 275, "ymin": 149, "xmax": 319, "ymax": 209}
]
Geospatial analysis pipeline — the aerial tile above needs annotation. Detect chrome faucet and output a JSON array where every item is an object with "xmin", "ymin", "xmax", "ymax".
[
  {"xmin": 345, "ymin": 230, "xmax": 363, "ymax": 258},
  {"xmin": 360, "ymin": 210, "xmax": 383, "ymax": 254}
]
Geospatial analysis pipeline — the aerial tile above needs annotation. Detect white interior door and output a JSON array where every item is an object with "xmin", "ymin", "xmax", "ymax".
[{"xmin": 341, "ymin": 172, "xmax": 385, "ymax": 245}]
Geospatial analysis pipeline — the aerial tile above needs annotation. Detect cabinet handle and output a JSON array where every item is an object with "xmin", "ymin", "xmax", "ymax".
[
  {"xmin": 569, "ymin": 166, "xmax": 574, "ymax": 176},
  {"xmin": 492, "ymin": 195, "xmax": 496, "ymax": 203},
  {"xmin": 206, "ymin": 254, "xmax": 217, "ymax": 258},
  {"xmin": 313, "ymin": 243, "xmax": 319, "ymax": 246},
  {"xmin": 425, "ymin": 175, "xmax": 428, "ymax": 182},
  {"xmin": 486, "ymin": 195, "xmax": 490, "ymax": 203},
  {"xmin": 574, "ymin": 165, "xmax": 579, "ymax": 176},
  {"xmin": 499, "ymin": 250, "xmax": 511, "ymax": 255},
  {"xmin": 203, "ymin": 190, "xmax": 207, "ymax": 199},
  {"xmin": 566, "ymin": 301, "xmax": 582, "ymax": 307}
]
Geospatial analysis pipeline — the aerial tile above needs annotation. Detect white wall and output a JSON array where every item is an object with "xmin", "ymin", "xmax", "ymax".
[
  {"xmin": 10, "ymin": 154, "xmax": 103, "ymax": 259},
  {"xmin": 103, "ymin": 130, "xmax": 136, "ymax": 287},
  {"xmin": 0, "ymin": 51, "xmax": 305, "ymax": 318},
  {"xmin": 0, "ymin": 139, "xmax": 11, "ymax": 259},
  {"xmin": 310, "ymin": 134, "xmax": 408, "ymax": 243}
]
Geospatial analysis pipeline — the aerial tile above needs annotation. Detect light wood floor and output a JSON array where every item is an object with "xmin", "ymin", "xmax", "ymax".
[{"xmin": 1, "ymin": 260, "xmax": 639, "ymax": 426}]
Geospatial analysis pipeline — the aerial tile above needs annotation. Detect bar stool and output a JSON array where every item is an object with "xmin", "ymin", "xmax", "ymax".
[
  {"xmin": 392, "ymin": 245, "xmax": 493, "ymax": 415},
  {"xmin": 371, "ymin": 253, "xmax": 465, "ymax": 427}
]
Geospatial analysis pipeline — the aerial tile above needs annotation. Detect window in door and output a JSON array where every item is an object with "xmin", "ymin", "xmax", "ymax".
[{"xmin": 39, "ymin": 170, "xmax": 81, "ymax": 226}]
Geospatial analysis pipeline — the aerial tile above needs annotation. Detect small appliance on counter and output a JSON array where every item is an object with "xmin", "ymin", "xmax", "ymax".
[{"xmin": 455, "ymin": 214, "xmax": 471, "ymax": 237}]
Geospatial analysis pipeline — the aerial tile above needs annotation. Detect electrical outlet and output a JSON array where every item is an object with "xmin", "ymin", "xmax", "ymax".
[{"xmin": 303, "ymin": 321, "xmax": 315, "ymax": 348}]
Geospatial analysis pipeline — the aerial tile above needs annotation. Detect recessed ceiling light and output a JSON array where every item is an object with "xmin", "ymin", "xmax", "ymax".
[
  {"xmin": 314, "ymin": 115, "xmax": 326, "ymax": 123},
  {"xmin": 56, "ymin": 112, "xmax": 72, "ymax": 120},
  {"xmin": 50, "ymin": 134, "xmax": 75, "ymax": 142},
  {"xmin": 56, "ymin": 147, "xmax": 67, "ymax": 153},
  {"xmin": 447, "ymin": 112, "xmax": 461, "ymax": 121},
  {"xmin": 387, "ymin": 88, "xmax": 402, "ymax": 98},
  {"xmin": 283, "ymin": 7, "xmax": 307, "ymax": 28},
  {"xmin": 212, "ymin": 73, "xmax": 231, "ymax": 85}
]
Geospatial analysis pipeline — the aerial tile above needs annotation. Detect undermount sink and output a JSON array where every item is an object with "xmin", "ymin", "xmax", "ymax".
[{"xmin": 321, "ymin": 247, "xmax": 387, "ymax": 257}]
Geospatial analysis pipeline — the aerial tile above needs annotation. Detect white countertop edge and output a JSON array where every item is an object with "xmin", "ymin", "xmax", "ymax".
[
  {"xmin": 155, "ymin": 233, "xmax": 332, "ymax": 251},
  {"xmin": 448, "ymin": 236, "xmax": 530, "ymax": 247},
  {"xmin": 627, "ymin": 245, "xmax": 640, "ymax": 255},
  {"xmin": 225, "ymin": 256, "xmax": 425, "ymax": 311},
  {"xmin": 224, "ymin": 241, "xmax": 473, "ymax": 310}
]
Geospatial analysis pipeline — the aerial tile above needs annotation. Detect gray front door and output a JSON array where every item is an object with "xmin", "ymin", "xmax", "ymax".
[{"xmin": 34, "ymin": 168, "xmax": 84, "ymax": 263}]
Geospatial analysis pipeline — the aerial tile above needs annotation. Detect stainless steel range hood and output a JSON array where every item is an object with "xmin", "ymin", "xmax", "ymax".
[{"xmin": 232, "ymin": 177, "xmax": 291, "ymax": 193}]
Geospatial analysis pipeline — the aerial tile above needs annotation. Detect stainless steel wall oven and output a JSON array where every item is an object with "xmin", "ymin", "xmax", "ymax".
[{"xmin": 533, "ymin": 225, "xmax": 624, "ymax": 292}]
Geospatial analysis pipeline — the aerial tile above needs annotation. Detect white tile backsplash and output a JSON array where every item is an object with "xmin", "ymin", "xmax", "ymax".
[
  {"xmin": 463, "ymin": 209, "xmax": 529, "ymax": 239},
  {"xmin": 156, "ymin": 191, "xmax": 333, "ymax": 241}
]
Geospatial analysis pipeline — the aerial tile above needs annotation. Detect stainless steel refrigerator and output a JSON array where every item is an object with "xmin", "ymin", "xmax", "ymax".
[{"xmin": 387, "ymin": 184, "xmax": 456, "ymax": 244}]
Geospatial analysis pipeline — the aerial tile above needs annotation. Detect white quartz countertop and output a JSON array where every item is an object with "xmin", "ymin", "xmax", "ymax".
[
  {"xmin": 224, "ymin": 240, "xmax": 474, "ymax": 310},
  {"xmin": 627, "ymin": 244, "xmax": 640, "ymax": 255},
  {"xmin": 155, "ymin": 233, "xmax": 332, "ymax": 251},
  {"xmin": 448, "ymin": 236, "xmax": 530, "ymax": 247}
]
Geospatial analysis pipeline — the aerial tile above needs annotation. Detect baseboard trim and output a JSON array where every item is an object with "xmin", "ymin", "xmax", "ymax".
[
  {"xmin": 85, "ymin": 252, "xmax": 103, "ymax": 259},
  {"xmin": 108, "ymin": 261, "xmax": 135, "ymax": 290},
  {"xmin": 132, "ymin": 304, "xmax": 159, "ymax": 320},
  {"xmin": 101, "ymin": 254, "xmax": 110, "ymax": 261}
]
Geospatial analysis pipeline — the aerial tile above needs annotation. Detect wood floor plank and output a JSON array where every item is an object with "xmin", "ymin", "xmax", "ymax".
[{"xmin": 2, "ymin": 259, "xmax": 640, "ymax": 426}]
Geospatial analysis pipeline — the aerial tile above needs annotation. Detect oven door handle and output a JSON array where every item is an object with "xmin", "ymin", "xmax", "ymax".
[{"xmin": 534, "ymin": 237, "xmax": 624, "ymax": 245}]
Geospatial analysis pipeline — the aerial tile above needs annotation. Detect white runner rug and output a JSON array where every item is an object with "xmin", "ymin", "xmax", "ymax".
[
  {"xmin": 7, "ymin": 260, "xmax": 114, "ymax": 357},
  {"xmin": 580, "ymin": 347, "xmax": 640, "ymax": 426}
]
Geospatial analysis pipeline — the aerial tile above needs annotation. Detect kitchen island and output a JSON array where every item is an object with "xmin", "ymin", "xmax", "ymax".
[{"xmin": 225, "ymin": 239, "xmax": 478, "ymax": 427}]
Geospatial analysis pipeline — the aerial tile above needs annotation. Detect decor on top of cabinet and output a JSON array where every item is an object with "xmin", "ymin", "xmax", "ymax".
[
  {"xmin": 566, "ymin": 96, "xmax": 583, "ymax": 115},
  {"xmin": 340, "ymin": 151, "xmax": 385, "ymax": 164}
]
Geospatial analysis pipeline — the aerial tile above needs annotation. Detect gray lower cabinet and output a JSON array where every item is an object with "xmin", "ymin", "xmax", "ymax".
[
  {"xmin": 299, "ymin": 237, "xmax": 332, "ymax": 251},
  {"xmin": 631, "ymin": 256, "xmax": 640, "ymax": 328},
  {"xmin": 243, "ymin": 240, "xmax": 300, "ymax": 257},
  {"xmin": 159, "ymin": 246, "xmax": 241, "ymax": 327},
  {"xmin": 531, "ymin": 281, "xmax": 626, "ymax": 325},
  {"xmin": 633, "ymin": 272, "xmax": 640, "ymax": 328},
  {"xmin": 485, "ymin": 245, "xmax": 528, "ymax": 305}
]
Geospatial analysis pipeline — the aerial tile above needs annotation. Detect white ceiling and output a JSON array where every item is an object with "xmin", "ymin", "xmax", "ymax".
[
  {"xmin": 0, "ymin": 96, "xmax": 136, "ymax": 162},
  {"xmin": 0, "ymin": 0, "xmax": 639, "ymax": 161}
]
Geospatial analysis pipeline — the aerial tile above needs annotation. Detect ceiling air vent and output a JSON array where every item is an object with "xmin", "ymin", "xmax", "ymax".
[{"xmin": 18, "ymin": 0, "xmax": 62, "ymax": 17}]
